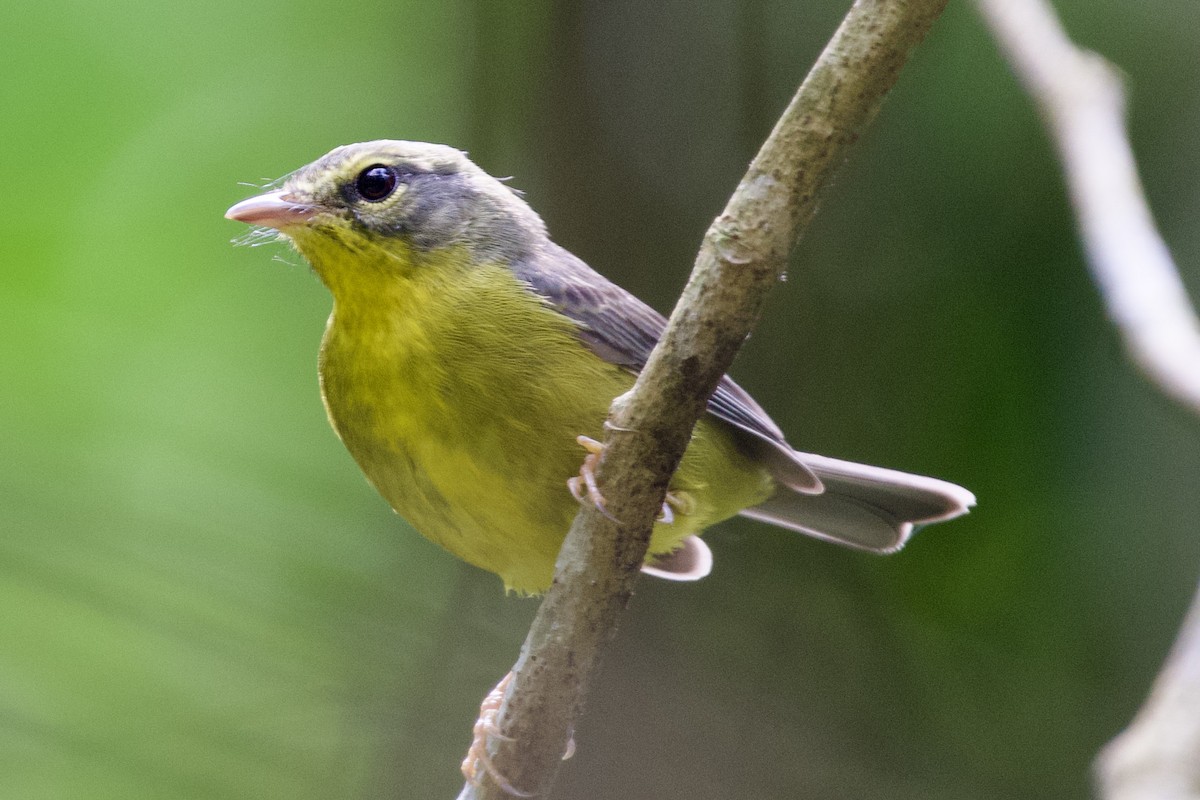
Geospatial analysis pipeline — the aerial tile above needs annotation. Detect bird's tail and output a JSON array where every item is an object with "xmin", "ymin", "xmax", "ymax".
[{"xmin": 740, "ymin": 452, "xmax": 975, "ymax": 553}]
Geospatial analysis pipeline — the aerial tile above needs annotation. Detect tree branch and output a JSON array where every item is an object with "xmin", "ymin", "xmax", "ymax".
[
  {"xmin": 1099, "ymin": 582, "xmax": 1200, "ymax": 800},
  {"xmin": 459, "ymin": 1, "xmax": 950, "ymax": 797},
  {"xmin": 976, "ymin": 1, "xmax": 1200, "ymax": 798},
  {"xmin": 978, "ymin": 0, "xmax": 1200, "ymax": 417}
]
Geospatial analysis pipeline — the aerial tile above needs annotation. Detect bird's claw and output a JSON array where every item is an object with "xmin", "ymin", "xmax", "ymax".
[
  {"xmin": 568, "ymin": 436, "xmax": 689, "ymax": 525},
  {"xmin": 567, "ymin": 436, "xmax": 620, "ymax": 523},
  {"xmin": 659, "ymin": 490, "xmax": 696, "ymax": 524},
  {"xmin": 461, "ymin": 673, "xmax": 532, "ymax": 797}
]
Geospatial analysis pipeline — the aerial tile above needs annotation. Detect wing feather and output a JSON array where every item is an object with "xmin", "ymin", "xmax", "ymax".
[{"xmin": 512, "ymin": 244, "xmax": 820, "ymax": 493}]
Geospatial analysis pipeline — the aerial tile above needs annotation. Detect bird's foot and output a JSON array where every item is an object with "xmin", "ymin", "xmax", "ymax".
[
  {"xmin": 461, "ymin": 673, "xmax": 530, "ymax": 797},
  {"xmin": 567, "ymin": 436, "xmax": 687, "ymax": 525},
  {"xmin": 567, "ymin": 436, "xmax": 619, "ymax": 522},
  {"xmin": 461, "ymin": 673, "xmax": 576, "ymax": 797},
  {"xmin": 657, "ymin": 490, "xmax": 696, "ymax": 525}
]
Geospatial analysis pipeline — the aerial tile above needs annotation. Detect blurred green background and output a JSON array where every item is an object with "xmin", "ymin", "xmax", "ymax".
[{"xmin": 4, "ymin": 1, "xmax": 1199, "ymax": 798}]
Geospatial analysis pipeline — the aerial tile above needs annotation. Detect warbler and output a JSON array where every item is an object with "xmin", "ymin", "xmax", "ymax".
[{"xmin": 226, "ymin": 140, "xmax": 973, "ymax": 594}]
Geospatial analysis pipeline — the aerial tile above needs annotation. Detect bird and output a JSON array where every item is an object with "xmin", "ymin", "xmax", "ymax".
[{"xmin": 225, "ymin": 139, "xmax": 974, "ymax": 596}]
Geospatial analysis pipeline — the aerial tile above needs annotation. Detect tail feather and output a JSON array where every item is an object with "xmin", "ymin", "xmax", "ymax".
[
  {"xmin": 641, "ymin": 535, "xmax": 713, "ymax": 581},
  {"xmin": 741, "ymin": 452, "xmax": 975, "ymax": 553}
]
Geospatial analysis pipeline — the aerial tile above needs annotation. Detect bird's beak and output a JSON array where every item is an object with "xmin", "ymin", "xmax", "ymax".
[{"xmin": 225, "ymin": 190, "xmax": 316, "ymax": 230}]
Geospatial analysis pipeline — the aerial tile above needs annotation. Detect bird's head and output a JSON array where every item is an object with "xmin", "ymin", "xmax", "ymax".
[{"xmin": 226, "ymin": 140, "xmax": 547, "ymax": 288}]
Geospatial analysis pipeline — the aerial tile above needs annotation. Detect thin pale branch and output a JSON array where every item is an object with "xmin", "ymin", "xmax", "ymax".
[
  {"xmin": 1099, "ymin": 581, "xmax": 1200, "ymax": 800},
  {"xmin": 976, "ymin": 1, "xmax": 1200, "ymax": 798},
  {"xmin": 978, "ymin": 0, "xmax": 1200, "ymax": 416},
  {"xmin": 458, "ymin": 1, "xmax": 950, "ymax": 797}
]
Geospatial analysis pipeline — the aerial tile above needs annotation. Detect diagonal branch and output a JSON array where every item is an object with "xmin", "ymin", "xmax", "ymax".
[
  {"xmin": 977, "ymin": 1, "xmax": 1200, "ymax": 798},
  {"xmin": 458, "ymin": 1, "xmax": 950, "ymax": 797},
  {"xmin": 978, "ymin": 0, "xmax": 1200, "ymax": 417},
  {"xmin": 1099, "ymin": 583, "xmax": 1200, "ymax": 800}
]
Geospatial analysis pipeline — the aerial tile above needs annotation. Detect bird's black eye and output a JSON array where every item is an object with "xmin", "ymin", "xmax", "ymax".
[{"xmin": 355, "ymin": 165, "xmax": 397, "ymax": 202}]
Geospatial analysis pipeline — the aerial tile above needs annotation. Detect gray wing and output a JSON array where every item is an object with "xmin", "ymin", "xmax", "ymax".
[
  {"xmin": 510, "ymin": 243, "xmax": 975, "ymax": 556},
  {"xmin": 513, "ymin": 243, "xmax": 820, "ymax": 493}
]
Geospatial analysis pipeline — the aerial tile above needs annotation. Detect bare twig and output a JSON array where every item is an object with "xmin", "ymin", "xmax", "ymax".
[
  {"xmin": 977, "ymin": 1, "xmax": 1200, "ymax": 798},
  {"xmin": 978, "ymin": 0, "xmax": 1200, "ymax": 416},
  {"xmin": 1099, "ymin": 582, "xmax": 1200, "ymax": 800},
  {"xmin": 459, "ymin": 1, "xmax": 950, "ymax": 797}
]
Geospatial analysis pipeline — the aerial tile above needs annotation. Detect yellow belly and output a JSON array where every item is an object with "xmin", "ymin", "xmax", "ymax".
[{"xmin": 316, "ymin": 259, "xmax": 773, "ymax": 593}]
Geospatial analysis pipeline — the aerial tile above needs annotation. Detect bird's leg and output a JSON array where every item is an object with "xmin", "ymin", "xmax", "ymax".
[
  {"xmin": 658, "ymin": 490, "xmax": 696, "ymax": 525},
  {"xmin": 461, "ymin": 672, "xmax": 531, "ymax": 797},
  {"xmin": 567, "ymin": 435, "xmax": 685, "ymax": 526},
  {"xmin": 567, "ymin": 436, "xmax": 619, "ymax": 522},
  {"xmin": 461, "ymin": 673, "xmax": 576, "ymax": 797}
]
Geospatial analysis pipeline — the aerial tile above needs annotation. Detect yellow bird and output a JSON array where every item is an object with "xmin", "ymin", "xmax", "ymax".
[{"xmin": 226, "ymin": 140, "xmax": 973, "ymax": 595}]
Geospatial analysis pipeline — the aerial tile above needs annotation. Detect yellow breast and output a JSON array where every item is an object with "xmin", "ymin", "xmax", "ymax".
[{"xmin": 305, "ymin": 238, "xmax": 771, "ymax": 592}]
